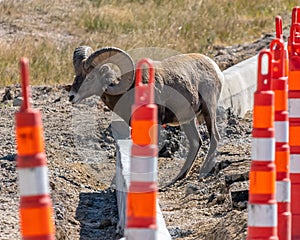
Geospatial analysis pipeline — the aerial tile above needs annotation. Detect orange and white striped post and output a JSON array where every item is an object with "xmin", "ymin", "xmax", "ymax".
[
  {"xmin": 275, "ymin": 16, "xmax": 283, "ymax": 40},
  {"xmin": 288, "ymin": 7, "xmax": 300, "ymax": 57},
  {"xmin": 125, "ymin": 58, "xmax": 158, "ymax": 239},
  {"xmin": 15, "ymin": 58, "xmax": 55, "ymax": 240},
  {"xmin": 247, "ymin": 50, "xmax": 278, "ymax": 240},
  {"xmin": 275, "ymin": 16, "xmax": 289, "ymax": 75},
  {"xmin": 288, "ymin": 13, "xmax": 300, "ymax": 239},
  {"xmin": 270, "ymin": 38, "xmax": 291, "ymax": 240},
  {"xmin": 292, "ymin": 6, "xmax": 300, "ymax": 25}
]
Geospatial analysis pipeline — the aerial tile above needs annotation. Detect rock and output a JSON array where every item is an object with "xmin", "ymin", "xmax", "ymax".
[
  {"xmin": 208, "ymin": 193, "xmax": 226, "ymax": 204},
  {"xmin": 207, "ymin": 193, "xmax": 216, "ymax": 203},
  {"xmin": 55, "ymin": 225, "xmax": 67, "ymax": 240},
  {"xmin": 228, "ymin": 118, "xmax": 238, "ymax": 126},
  {"xmin": 53, "ymin": 97, "xmax": 61, "ymax": 103},
  {"xmin": 13, "ymin": 97, "xmax": 23, "ymax": 107},
  {"xmin": 236, "ymin": 201, "xmax": 248, "ymax": 210},
  {"xmin": 225, "ymin": 172, "xmax": 249, "ymax": 186},
  {"xmin": 213, "ymin": 160, "xmax": 231, "ymax": 174},
  {"xmin": 185, "ymin": 183, "xmax": 200, "ymax": 196},
  {"xmin": 2, "ymin": 88, "xmax": 13, "ymax": 102},
  {"xmin": 226, "ymin": 128, "xmax": 234, "ymax": 135},
  {"xmin": 103, "ymin": 106, "xmax": 110, "ymax": 112},
  {"xmin": 230, "ymin": 190, "xmax": 248, "ymax": 210},
  {"xmin": 49, "ymin": 181, "xmax": 55, "ymax": 190},
  {"xmin": 99, "ymin": 219, "xmax": 112, "ymax": 229}
]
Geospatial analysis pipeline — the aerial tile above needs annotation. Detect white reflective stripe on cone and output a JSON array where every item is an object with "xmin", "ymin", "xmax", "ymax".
[
  {"xmin": 125, "ymin": 228, "xmax": 157, "ymax": 240},
  {"xmin": 290, "ymin": 154, "xmax": 300, "ymax": 173},
  {"xmin": 251, "ymin": 137, "xmax": 275, "ymax": 161},
  {"xmin": 18, "ymin": 166, "xmax": 50, "ymax": 196},
  {"xmin": 130, "ymin": 156, "xmax": 157, "ymax": 182},
  {"xmin": 274, "ymin": 121, "xmax": 289, "ymax": 142},
  {"xmin": 276, "ymin": 180, "xmax": 291, "ymax": 202},
  {"xmin": 248, "ymin": 204, "xmax": 277, "ymax": 227},
  {"xmin": 289, "ymin": 99, "xmax": 300, "ymax": 118}
]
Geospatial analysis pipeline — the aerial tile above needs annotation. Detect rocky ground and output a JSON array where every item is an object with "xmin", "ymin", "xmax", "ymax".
[{"xmin": 0, "ymin": 34, "xmax": 274, "ymax": 240}]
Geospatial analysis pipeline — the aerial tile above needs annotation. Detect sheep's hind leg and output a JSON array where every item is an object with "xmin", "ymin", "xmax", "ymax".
[
  {"xmin": 199, "ymin": 103, "xmax": 220, "ymax": 178},
  {"xmin": 163, "ymin": 118, "xmax": 202, "ymax": 187}
]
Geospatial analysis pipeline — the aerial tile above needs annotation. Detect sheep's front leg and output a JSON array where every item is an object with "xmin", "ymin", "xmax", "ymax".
[
  {"xmin": 166, "ymin": 118, "xmax": 202, "ymax": 186},
  {"xmin": 157, "ymin": 124, "xmax": 169, "ymax": 157}
]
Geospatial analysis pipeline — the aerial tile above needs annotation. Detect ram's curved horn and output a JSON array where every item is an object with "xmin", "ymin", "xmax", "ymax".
[
  {"xmin": 73, "ymin": 46, "xmax": 94, "ymax": 76},
  {"xmin": 70, "ymin": 46, "xmax": 94, "ymax": 93},
  {"xmin": 84, "ymin": 47, "xmax": 135, "ymax": 96}
]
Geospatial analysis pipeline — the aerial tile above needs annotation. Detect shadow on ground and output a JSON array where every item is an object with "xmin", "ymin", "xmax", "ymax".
[{"xmin": 75, "ymin": 189, "xmax": 120, "ymax": 240}]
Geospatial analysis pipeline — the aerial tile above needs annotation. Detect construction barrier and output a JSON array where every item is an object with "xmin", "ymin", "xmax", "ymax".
[
  {"xmin": 125, "ymin": 58, "xmax": 158, "ymax": 239},
  {"xmin": 289, "ymin": 6, "xmax": 300, "ymax": 54},
  {"xmin": 292, "ymin": 6, "xmax": 300, "ymax": 26},
  {"xmin": 15, "ymin": 58, "xmax": 55, "ymax": 240},
  {"xmin": 270, "ymin": 36, "xmax": 291, "ymax": 240},
  {"xmin": 288, "ymin": 7, "xmax": 300, "ymax": 238},
  {"xmin": 287, "ymin": 7, "xmax": 300, "ymax": 57},
  {"xmin": 247, "ymin": 50, "xmax": 278, "ymax": 239},
  {"xmin": 275, "ymin": 16, "xmax": 289, "ymax": 74}
]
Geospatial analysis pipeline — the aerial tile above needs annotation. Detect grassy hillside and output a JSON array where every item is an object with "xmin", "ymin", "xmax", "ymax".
[{"xmin": 0, "ymin": 0, "xmax": 298, "ymax": 86}]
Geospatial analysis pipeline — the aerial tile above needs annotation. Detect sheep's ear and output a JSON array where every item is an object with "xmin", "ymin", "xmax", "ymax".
[{"xmin": 99, "ymin": 65, "xmax": 110, "ymax": 75}]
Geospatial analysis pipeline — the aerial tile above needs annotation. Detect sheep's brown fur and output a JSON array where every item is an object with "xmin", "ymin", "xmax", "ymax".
[{"xmin": 69, "ymin": 47, "xmax": 224, "ymax": 186}]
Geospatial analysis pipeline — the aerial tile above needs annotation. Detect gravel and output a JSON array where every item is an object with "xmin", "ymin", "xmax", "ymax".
[{"xmin": 0, "ymin": 34, "xmax": 273, "ymax": 239}]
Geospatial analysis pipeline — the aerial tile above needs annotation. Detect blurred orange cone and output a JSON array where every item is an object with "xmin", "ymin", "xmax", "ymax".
[
  {"xmin": 125, "ymin": 59, "xmax": 158, "ymax": 240},
  {"xmin": 15, "ymin": 58, "xmax": 55, "ymax": 240}
]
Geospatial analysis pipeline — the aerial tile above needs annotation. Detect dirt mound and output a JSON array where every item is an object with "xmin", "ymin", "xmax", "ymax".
[{"xmin": 0, "ymin": 35, "xmax": 272, "ymax": 239}]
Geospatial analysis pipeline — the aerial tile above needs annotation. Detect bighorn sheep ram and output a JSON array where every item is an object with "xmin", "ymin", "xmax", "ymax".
[{"xmin": 69, "ymin": 46, "xmax": 224, "ymax": 185}]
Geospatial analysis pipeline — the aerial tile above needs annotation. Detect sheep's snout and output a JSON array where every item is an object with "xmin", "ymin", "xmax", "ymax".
[{"xmin": 68, "ymin": 91, "xmax": 81, "ymax": 104}]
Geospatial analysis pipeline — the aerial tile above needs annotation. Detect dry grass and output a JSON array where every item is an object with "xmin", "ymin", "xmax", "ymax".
[{"xmin": 0, "ymin": 0, "xmax": 298, "ymax": 86}]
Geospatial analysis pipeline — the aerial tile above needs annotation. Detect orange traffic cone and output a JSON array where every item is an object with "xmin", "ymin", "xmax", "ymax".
[
  {"xmin": 247, "ymin": 50, "xmax": 278, "ymax": 240},
  {"xmin": 125, "ymin": 59, "xmax": 158, "ymax": 240},
  {"xmin": 15, "ymin": 58, "xmax": 55, "ymax": 240}
]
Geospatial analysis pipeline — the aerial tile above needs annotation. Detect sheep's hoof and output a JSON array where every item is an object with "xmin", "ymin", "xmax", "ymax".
[
  {"xmin": 199, "ymin": 163, "xmax": 215, "ymax": 179},
  {"xmin": 199, "ymin": 171, "xmax": 213, "ymax": 179},
  {"xmin": 199, "ymin": 159, "xmax": 232, "ymax": 179},
  {"xmin": 159, "ymin": 181, "xmax": 179, "ymax": 192},
  {"xmin": 159, "ymin": 176, "xmax": 186, "ymax": 191}
]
